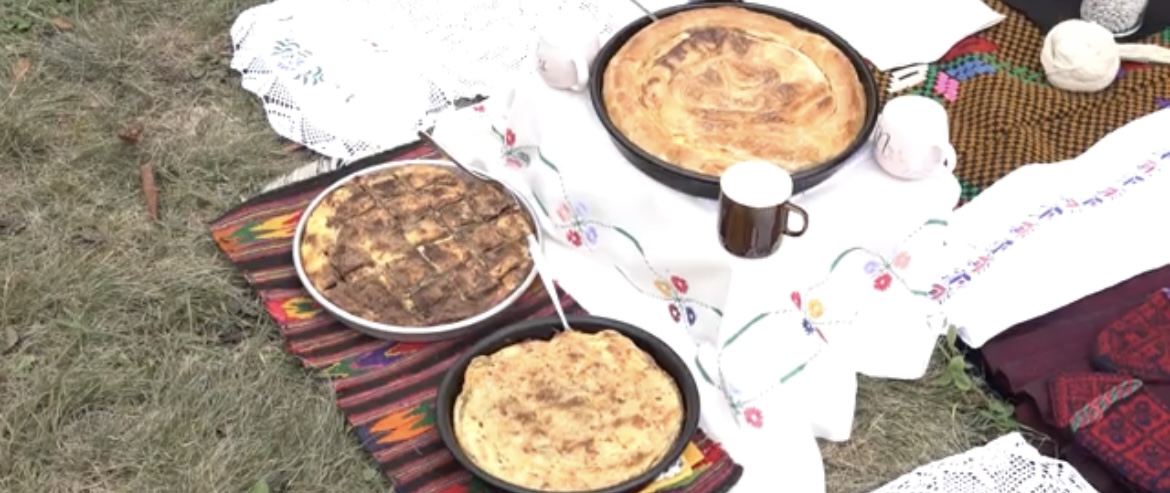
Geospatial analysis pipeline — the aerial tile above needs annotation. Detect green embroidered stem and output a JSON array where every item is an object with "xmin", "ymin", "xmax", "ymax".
[{"xmin": 1069, "ymin": 379, "xmax": 1143, "ymax": 433}]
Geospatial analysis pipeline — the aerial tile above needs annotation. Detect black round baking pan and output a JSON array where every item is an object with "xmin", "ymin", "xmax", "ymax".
[
  {"xmin": 435, "ymin": 315, "xmax": 701, "ymax": 493},
  {"xmin": 589, "ymin": 0, "xmax": 880, "ymax": 199}
]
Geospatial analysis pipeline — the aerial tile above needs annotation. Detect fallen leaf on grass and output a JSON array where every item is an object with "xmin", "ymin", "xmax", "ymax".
[
  {"xmin": 3, "ymin": 327, "xmax": 18, "ymax": 354},
  {"xmin": 248, "ymin": 479, "xmax": 271, "ymax": 493},
  {"xmin": 49, "ymin": 17, "xmax": 74, "ymax": 31},
  {"xmin": 118, "ymin": 121, "xmax": 144, "ymax": 143},
  {"xmin": 10, "ymin": 57, "xmax": 31, "ymax": 85},
  {"xmin": 140, "ymin": 163, "xmax": 159, "ymax": 221},
  {"xmin": 281, "ymin": 142, "xmax": 305, "ymax": 154}
]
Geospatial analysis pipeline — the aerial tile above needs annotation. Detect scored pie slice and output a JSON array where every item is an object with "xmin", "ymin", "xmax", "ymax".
[
  {"xmin": 603, "ymin": 6, "xmax": 867, "ymax": 176},
  {"xmin": 299, "ymin": 163, "xmax": 535, "ymax": 327}
]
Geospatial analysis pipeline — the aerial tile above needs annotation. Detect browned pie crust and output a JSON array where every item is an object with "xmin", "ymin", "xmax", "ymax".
[
  {"xmin": 603, "ymin": 6, "xmax": 867, "ymax": 176},
  {"xmin": 299, "ymin": 163, "xmax": 534, "ymax": 327},
  {"xmin": 454, "ymin": 330, "xmax": 684, "ymax": 492}
]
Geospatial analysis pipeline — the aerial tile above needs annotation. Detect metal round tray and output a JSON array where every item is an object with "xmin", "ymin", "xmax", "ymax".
[
  {"xmin": 588, "ymin": 1, "xmax": 880, "ymax": 199},
  {"xmin": 291, "ymin": 159, "xmax": 543, "ymax": 342}
]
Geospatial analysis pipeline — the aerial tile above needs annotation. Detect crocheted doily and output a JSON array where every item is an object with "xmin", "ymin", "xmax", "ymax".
[{"xmin": 870, "ymin": 433, "xmax": 1097, "ymax": 493}]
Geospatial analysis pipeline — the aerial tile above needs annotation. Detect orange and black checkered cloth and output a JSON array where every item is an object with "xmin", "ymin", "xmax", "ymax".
[{"xmin": 871, "ymin": 0, "xmax": 1170, "ymax": 201}]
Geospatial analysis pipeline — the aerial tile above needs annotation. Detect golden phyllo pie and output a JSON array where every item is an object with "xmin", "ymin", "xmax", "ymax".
[
  {"xmin": 603, "ymin": 6, "xmax": 867, "ymax": 176},
  {"xmin": 454, "ymin": 330, "xmax": 684, "ymax": 491}
]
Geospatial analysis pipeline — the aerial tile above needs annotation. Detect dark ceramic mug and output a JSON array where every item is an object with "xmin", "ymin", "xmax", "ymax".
[{"xmin": 717, "ymin": 161, "xmax": 808, "ymax": 259}]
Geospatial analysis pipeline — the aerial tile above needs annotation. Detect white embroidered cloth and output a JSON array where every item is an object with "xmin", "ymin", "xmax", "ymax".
[
  {"xmin": 431, "ymin": 75, "xmax": 1170, "ymax": 491},
  {"xmin": 431, "ymin": 72, "xmax": 963, "ymax": 492},
  {"xmin": 870, "ymin": 433, "xmax": 1098, "ymax": 493},
  {"xmin": 228, "ymin": 0, "xmax": 1002, "ymax": 161}
]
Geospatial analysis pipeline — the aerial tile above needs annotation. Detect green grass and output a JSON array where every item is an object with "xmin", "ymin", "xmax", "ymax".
[{"xmin": 0, "ymin": 0, "xmax": 1013, "ymax": 491}]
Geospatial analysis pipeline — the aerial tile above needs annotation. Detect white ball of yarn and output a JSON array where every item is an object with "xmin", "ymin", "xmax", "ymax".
[{"xmin": 1041, "ymin": 19, "xmax": 1120, "ymax": 93}]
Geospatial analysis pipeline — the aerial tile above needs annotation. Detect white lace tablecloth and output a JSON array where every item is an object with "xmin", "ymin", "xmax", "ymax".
[{"xmin": 871, "ymin": 434, "xmax": 1097, "ymax": 493}]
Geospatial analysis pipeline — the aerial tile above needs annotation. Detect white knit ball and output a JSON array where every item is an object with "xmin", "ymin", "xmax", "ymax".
[{"xmin": 1041, "ymin": 20, "xmax": 1120, "ymax": 93}]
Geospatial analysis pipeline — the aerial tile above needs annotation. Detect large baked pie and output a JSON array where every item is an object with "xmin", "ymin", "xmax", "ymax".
[
  {"xmin": 603, "ymin": 6, "xmax": 867, "ymax": 176},
  {"xmin": 299, "ymin": 163, "xmax": 534, "ymax": 327},
  {"xmin": 454, "ymin": 330, "xmax": 684, "ymax": 492}
]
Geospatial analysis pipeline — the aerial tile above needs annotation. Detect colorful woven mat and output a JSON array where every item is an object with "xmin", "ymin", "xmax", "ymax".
[
  {"xmin": 872, "ymin": 0, "xmax": 1170, "ymax": 202},
  {"xmin": 209, "ymin": 142, "xmax": 743, "ymax": 493}
]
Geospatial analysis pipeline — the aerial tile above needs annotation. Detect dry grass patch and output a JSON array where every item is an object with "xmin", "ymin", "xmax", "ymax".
[{"xmin": 0, "ymin": 0, "xmax": 1013, "ymax": 491}]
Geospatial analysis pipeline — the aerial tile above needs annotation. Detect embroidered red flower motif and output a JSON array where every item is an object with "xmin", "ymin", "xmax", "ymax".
[
  {"xmin": 566, "ymin": 229, "xmax": 582, "ymax": 247},
  {"xmin": 892, "ymin": 252, "xmax": 911, "ymax": 270},
  {"xmin": 504, "ymin": 128, "xmax": 516, "ymax": 147},
  {"xmin": 874, "ymin": 273, "xmax": 893, "ymax": 292},
  {"xmin": 666, "ymin": 303, "xmax": 697, "ymax": 325},
  {"xmin": 790, "ymin": 291, "xmax": 801, "ymax": 309},
  {"xmin": 743, "ymin": 407, "xmax": 764, "ymax": 428},
  {"xmin": 929, "ymin": 283, "xmax": 947, "ymax": 300},
  {"xmin": 670, "ymin": 275, "xmax": 689, "ymax": 294},
  {"xmin": 941, "ymin": 36, "xmax": 997, "ymax": 62},
  {"xmin": 472, "ymin": 104, "xmax": 486, "ymax": 113}
]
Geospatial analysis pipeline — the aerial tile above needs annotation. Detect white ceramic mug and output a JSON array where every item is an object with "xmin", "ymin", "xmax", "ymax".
[
  {"xmin": 872, "ymin": 95, "xmax": 958, "ymax": 180},
  {"xmin": 535, "ymin": 16, "xmax": 601, "ymax": 92}
]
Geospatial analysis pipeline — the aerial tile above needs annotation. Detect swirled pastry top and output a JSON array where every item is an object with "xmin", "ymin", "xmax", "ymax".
[
  {"xmin": 299, "ymin": 163, "xmax": 534, "ymax": 327},
  {"xmin": 603, "ymin": 7, "xmax": 867, "ymax": 176},
  {"xmin": 454, "ymin": 330, "xmax": 684, "ymax": 492}
]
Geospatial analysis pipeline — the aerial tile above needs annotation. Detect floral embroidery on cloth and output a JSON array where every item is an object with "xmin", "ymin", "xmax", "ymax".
[
  {"xmin": 934, "ymin": 154, "xmax": 1168, "ymax": 302},
  {"xmin": 557, "ymin": 200, "xmax": 599, "ymax": 248},
  {"xmin": 656, "ymin": 276, "xmax": 698, "ymax": 326}
]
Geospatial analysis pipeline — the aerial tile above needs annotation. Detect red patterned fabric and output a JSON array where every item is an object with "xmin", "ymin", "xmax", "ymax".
[
  {"xmin": 1049, "ymin": 373, "xmax": 1133, "ymax": 429},
  {"xmin": 1075, "ymin": 389, "xmax": 1170, "ymax": 492},
  {"xmin": 978, "ymin": 268, "xmax": 1170, "ymax": 493},
  {"xmin": 1094, "ymin": 289, "xmax": 1170, "ymax": 383}
]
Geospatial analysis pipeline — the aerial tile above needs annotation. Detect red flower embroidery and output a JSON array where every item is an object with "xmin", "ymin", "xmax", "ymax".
[
  {"xmin": 670, "ymin": 275, "xmax": 689, "ymax": 294},
  {"xmin": 790, "ymin": 291, "xmax": 801, "ymax": 309},
  {"xmin": 941, "ymin": 36, "xmax": 997, "ymax": 62},
  {"xmin": 504, "ymin": 129, "xmax": 516, "ymax": 147},
  {"xmin": 566, "ymin": 230, "xmax": 582, "ymax": 247},
  {"xmin": 892, "ymin": 251, "xmax": 911, "ymax": 270},
  {"xmin": 874, "ymin": 273, "xmax": 893, "ymax": 292},
  {"xmin": 743, "ymin": 407, "xmax": 764, "ymax": 428},
  {"xmin": 668, "ymin": 303, "xmax": 681, "ymax": 322},
  {"xmin": 472, "ymin": 104, "xmax": 486, "ymax": 113}
]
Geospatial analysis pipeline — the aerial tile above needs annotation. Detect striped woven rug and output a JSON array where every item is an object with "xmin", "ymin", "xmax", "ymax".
[{"xmin": 209, "ymin": 141, "xmax": 743, "ymax": 493}]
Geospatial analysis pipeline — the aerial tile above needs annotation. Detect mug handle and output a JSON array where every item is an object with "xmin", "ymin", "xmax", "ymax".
[
  {"xmin": 937, "ymin": 142, "xmax": 957, "ymax": 173},
  {"xmin": 571, "ymin": 55, "xmax": 590, "ymax": 91},
  {"xmin": 782, "ymin": 203, "xmax": 809, "ymax": 237}
]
